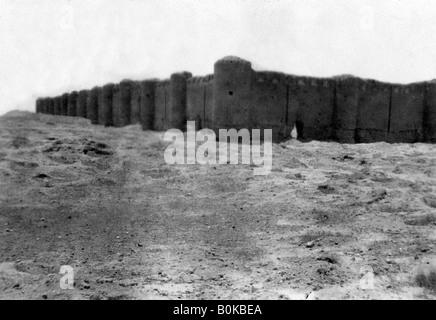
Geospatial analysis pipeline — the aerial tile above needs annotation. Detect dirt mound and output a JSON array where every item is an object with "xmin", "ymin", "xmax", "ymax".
[
  {"xmin": 43, "ymin": 138, "xmax": 113, "ymax": 156},
  {"xmin": 1, "ymin": 110, "xmax": 35, "ymax": 119}
]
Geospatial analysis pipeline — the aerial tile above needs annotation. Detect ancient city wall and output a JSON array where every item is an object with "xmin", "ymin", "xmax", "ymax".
[
  {"xmin": 186, "ymin": 75, "xmax": 215, "ymax": 131},
  {"xmin": 186, "ymin": 76, "xmax": 205, "ymax": 131},
  {"xmin": 77, "ymin": 90, "xmax": 89, "ymax": 118},
  {"xmin": 139, "ymin": 80, "xmax": 157, "ymax": 131},
  {"xmin": 167, "ymin": 72, "xmax": 192, "ymax": 131},
  {"xmin": 87, "ymin": 87, "xmax": 100, "ymax": 125},
  {"xmin": 40, "ymin": 98, "xmax": 47, "ymax": 114},
  {"xmin": 186, "ymin": 75, "xmax": 210, "ymax": 131},
  {"xmin": 53, "ymin": 96, "xmax": 61, "ymax": 116},
  {"xmin": 252, "ymin": 72, "xmax": 289, "ymax": 140},
  {"xmin": 425, "ymin": 81, "xmax": 436, "ymax": 142},
  {"xmin": 288, "ymin": 75, "xmax": 335, "ymax": 141},
  {"xmin": 204, "ymin": 75, "xmax": 214, "ymax": 130},
  {"xmin": 67, "ymin": 91, "xmax": 78, "ymax": 117},
  {"xmin": 102, "ymin": 83, "xmax": 115, "ymax": 127},
  {"xmin": 333, "ymin": 77, "xmax": 359, "ymax": 143},
  {"xmin": 60, "ymin": 93, "xmax": 69, "ymax": 116},
  {"xmin": 355, "ymin": 80, "xmax": 391, "ymax": 143},
  {"xmin": 212, "ymin": 57, "xmax": 252, "ymax": 133},
  {"xmin": 36, "ymin": 56, "xmax": 435, "ymax": 144},
  {"xmin": 111, "ymin": 84, "xmax": 121, "ymax": 127},
  {"xmin": 48, "ymin": 98, "xmax": 54, "ymax": 115},
  {"xmin": 390, "ymin": 83, "xmax": 426, "ymax": 143},
  {"xmin": 153, "ymin": 80, "xmax": 169, "ymax": 131},
  {"xmin": 130, "ymin": 81, "xmax": 141, "ymax": 124}
]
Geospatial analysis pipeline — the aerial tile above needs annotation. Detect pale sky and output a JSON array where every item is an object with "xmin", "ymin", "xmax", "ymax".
[{"xmin": 1, "ymin": 0, "xmax": 436, "ymax": 115}]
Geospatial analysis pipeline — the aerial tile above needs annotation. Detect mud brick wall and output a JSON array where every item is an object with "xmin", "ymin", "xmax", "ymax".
[
  {"xmin": 333, "ymin": 77, "xmax": 360, "ymax": 143},
  {"xmin": 87, "ymin": 87, "xmax": 100, "ymax": 124},
  {"xmin": 36, "ymin": 55, "xmax": 435, "ymax": 144},
  {"xmin": 43, "ymin": 98, "xmax": 48, "ymax": 114},
  {"xmin": 153, "ymin": 80, "xmax": 169, "ymax": 131},
  {"xmin": 35, "ymin": 98, "xmax": 42, "ymax": 113},
  {"xmin": 67, "ymin": 91, "xmax": 78, "ymax": 117},
  {"xmin": 356, "ymin": 80, "xmax": 391, "ymax": 143},
  {"xmin": 40, "ymin": 98, "xmax": 45, "ymax": 114},
  {"xmin": 252, "ymin": 72, "xmax": 289, "ymax": 141},
  {"xmin": 139, "ymin": 80, "xmax": 157, "ymax": 130},
  {"xmin": 389, "ymin": 83, "xmax": 426, "ymax": 143},
  {"xmin": 38, "ymin": 98, "xmax": 43, "ymax": 113},
  {"xmin": 130, "ymin": 81, "xmax": 141, "ymax": 124},
  {"xmin": 114, "ymin": 80, "xmax": 133, "ymax": 127},
  {"xmin": 40, "ymin": 98, "xmax": 46, "ymax": 114},
  {"xmin": 42, "ymin": 98, "xmax": 47, "ymax": 114},
  {"xmin": 101, "ymin": 84, "xmax": 114, "ymax": 127},
  {"xmin": 47, "ymin": 98, "xmax": 52, "ymax": 114},
  {"xmin": 53, "ymin": 96, "xmax": 61, "ymax": 116},
  {"xmin": 48, "ymin": 98, "xmax": 53, "ymax": 114},
  {"xmin": 186, "ymin": 75, "xmax": 214, "ymax": 131},
  {"xmin": 204, "ymin": 75, "xmax": 214, "ymax": 129},
  {"xmin": 112, "ymin": 84, "xmax": 121, "ymax": 127},
  {"xmin": 60, "ymin": 93, "xmax": 69, "ymax": 116},
  {"xmin": 287, "ymin": 76, "xmax": 334, "ymax": 141},
  {"xmin": 424, "ymin": 81, "xmax": 436, "ymax": 142},
  {"xmin": 41, "ymin": 98, "xmax": 48, "ymax": 114},
  {"xmin": 77, "ymin": 90, "xmax": 89, "ymax": 118},
  {"xmin": 97, "ymin": 86, "xmax": 105, "ymax": 125},
  {"xmin": 186, "ymin": 76, "xmax": 206, "ymax": 131},
  {"xmin": 39, "ymin": 98, "xmax": 45, "ymax": 114},
  {"xmin": 212, "ymin": 57, "xmax": 252, "ymax": 133},
  {"xmin": 167, "ymin": 72, "xmax": 192, "ymax": 130}
]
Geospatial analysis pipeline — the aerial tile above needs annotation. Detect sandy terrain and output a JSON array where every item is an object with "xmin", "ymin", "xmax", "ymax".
[{"xmin": 0, "ymin": 111, "xmax": 435, "ymax": 300}]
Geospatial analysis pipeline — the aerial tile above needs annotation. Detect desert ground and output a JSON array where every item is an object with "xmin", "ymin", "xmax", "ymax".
[{"xmin": 0, "ymin": 111, "xmax": 435, "ymax": 300}]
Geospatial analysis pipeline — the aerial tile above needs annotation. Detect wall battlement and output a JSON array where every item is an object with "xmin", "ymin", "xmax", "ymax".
[{"xmin": 36, "ymin": 56, "xmax": 436, "ymax": 143}]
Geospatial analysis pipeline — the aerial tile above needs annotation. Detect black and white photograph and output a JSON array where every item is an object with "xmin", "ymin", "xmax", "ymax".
[{"xmin": 0, "ymin": 0, "xmax": 435, "ymax": 305}]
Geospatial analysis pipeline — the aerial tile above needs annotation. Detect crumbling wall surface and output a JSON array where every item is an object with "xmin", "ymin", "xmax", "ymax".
[
  {"xmin": 212, "ymin": 56, "xmax": 253, "ymax": 132},
  {"xmin": 139, "ymin": 80, "xmax": 157, "ymax": 130},
  {"xmin": 186, "ymin": 76, "xmax": 206, "ymax": 131},
  {"xmin": 48, "ymin": 98, "xmax": 53, "ymax": 114},
  {"xmin": 53, "ymin": 96, "xmax": 61, "ymax": 116},
  {"xmin": 287, "ymin": 76, "xmax": 335, "ymax": 141},
  {"xmin": 130, "ymin": 81, "xmax": 141, "ymax": 124},
  {"xmin": 112, "ymin": 84, "xmax": 122, "ymax": 127},
  {"xmin": 204, "ymin": 75, "xmax": 214, "ymax": 129},
  {"xmin": 424, "ymin": 81, "xmax": 436, "ymax": 142},
  {"xmin": 334, "ymin": 77, "xmax": 360, "ymax": 143},
  {"xmin": 36, "ymin": 98, "xmax": 44, "ymax": 113},
  {"xmin": 87, "ymin": 87, "xmax": 100, "ymax": 124},
  {"xmin": 121, "ymin": 80, "xmax": 133, "ymax": 126},
  {"xmin": 252, "ymin": 71, "xmax": 289, "ymax": 140},
  {"xmin": 153, "ymin": 80, "xmax": 169, "ymax": 131},
  {"xmin": 77, "ymin": 90, "xmax": 89, "ymax": 118},
  {"xmin": 42, "ymin": 98, "xmax": 48, "ymax": 114},
  {"xmin": 40, "ymin": 98, "xmax": 46, "ymax": 114},
  {"xmin": 355, "ymin": 80, "xmax": 391, "ymax": 143},
  {"xmin": 40, "ymin": 98, "xmax": 45, "ymax": 114},
  {"xmin": 97, "ymin": 86, "xmax": 105, "ymax": 125},
  {"xmin": 48, "ymin": 98, "xmax": 55, "ymax": 115},
  {"xmin": 167, "ymin": 72, "xmax": 192, "ymax": 130},
  {"xmin": 61, "ymin": 93, "xmax": 69, "ymax": 116},
  {"xmin": 389, "ymin": 83, "xmax": 426, "ymax": 143},
  {"xmin": 41, "ymin": 98, "xmax": 47, "ymax": 114},
  {"xmin": 101, "ymin": 84, "xmax": 114, "ymax": 127},
  {"xmin": 42, "ymin": 97, "xmax": 48, "ymax": 114},
  {"xmin": 67, "ymin": 91, "xmax": 78, "ymax": 117},
  {"xmin": 35, "ymin": 98, "xmax": 42, "ymax": 113}
]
